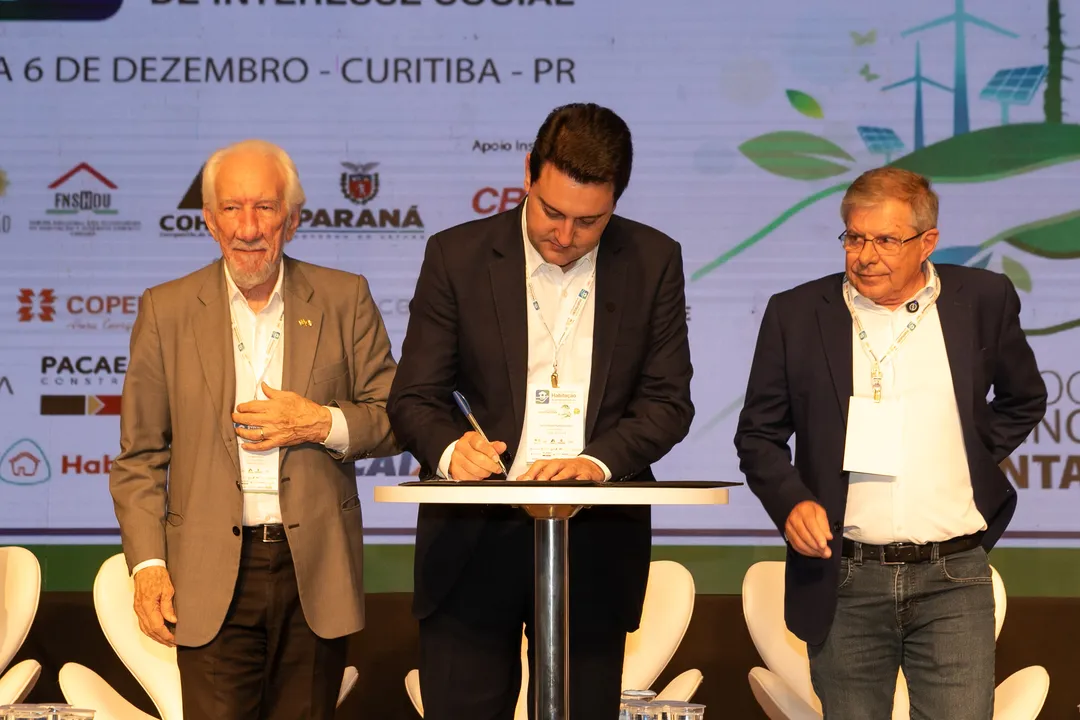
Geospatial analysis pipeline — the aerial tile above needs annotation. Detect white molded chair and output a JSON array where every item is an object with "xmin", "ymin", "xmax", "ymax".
[
  {"xmin": 59, "ymin": 553, "xmax": 359, "ymax": 719},
  {"xmin": 0, "ymin": 546, "xmax": 43, "ymax": 704},
  {"xmin": 742, "ymin": 560, "xmax": 1050, "ymax": 720},
  {"xmin": 404, "ymin": 560, "xmax": 703, "ymax": 717}
]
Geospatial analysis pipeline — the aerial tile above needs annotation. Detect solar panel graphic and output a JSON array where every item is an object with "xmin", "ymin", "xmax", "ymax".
[
  {"xmin": 979, "ymin": 65, "xmax": 1048, "ymax": 123},
  {"xmin": 857, "ymin": 126, "xmax": 906, "ymax": 162},
  {"xmin": 979, "ymin": 65, "xmax": 1048, "ymax": 105}
]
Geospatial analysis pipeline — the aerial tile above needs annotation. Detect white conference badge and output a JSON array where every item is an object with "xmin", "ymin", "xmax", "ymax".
[
  {"xmin": 842, "ymin": 396, "xmax": 904, "ymax": 477},
  {"xmin": 525, "ymin": 384, "xmax": 586, "ymax": 464}
]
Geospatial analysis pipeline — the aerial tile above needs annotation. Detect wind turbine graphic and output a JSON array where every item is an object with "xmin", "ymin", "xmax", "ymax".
[
  {"xmin": 881, "ymin": 42, "xmax": 953, "ymax": 150},
  {"xmin": 901, "ymin": 0, "xmax": 1017, "ymax": 136}
]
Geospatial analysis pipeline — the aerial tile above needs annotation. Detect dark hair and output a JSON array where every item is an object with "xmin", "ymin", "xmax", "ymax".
[{"xmin": 528, "ymin": 103, "xmax": 633, "ymax": 201}]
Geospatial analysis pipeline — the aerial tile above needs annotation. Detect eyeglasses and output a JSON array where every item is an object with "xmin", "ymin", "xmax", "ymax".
[{"xmin": 838, "ymin": 229, "xmax": 931, "ymax": 255}]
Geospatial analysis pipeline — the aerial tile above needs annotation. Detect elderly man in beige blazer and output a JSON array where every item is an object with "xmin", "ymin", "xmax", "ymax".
[{"xmin": 109, "ymin": 139, "xmax": 398, "ymax": 720}]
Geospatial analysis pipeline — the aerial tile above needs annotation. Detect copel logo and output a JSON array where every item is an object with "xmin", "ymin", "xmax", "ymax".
[
  {"xmin": 17, "ymin": 289, "xmax": 56, "ymax": 322},
  {"xmin": 0, "ymin": 439, "xmax": 52, "ymax": 486},
  {"xmin": 18, "ymin": 291, "xmax": 140, "ymax": 332}
]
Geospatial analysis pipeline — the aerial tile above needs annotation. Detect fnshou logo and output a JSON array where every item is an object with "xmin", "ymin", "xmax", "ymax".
[
  {"xmin": 48, "ymin": 163, "xmax": 115, "ymax": 215},
  {"xmin": 340, "ymin": 162, "xmax": 380, "ymax": 205},
  {"xmin": 297, "ymin": 160, "xmax": 425, "ymax": 240},
  {"xmin": 41, "ymin": 355, "xmax": 128, "ymax": 387},
  {"xmin": 31, "ymin": 163, "xmax": 141, "ymax": 237},
  {"xmin": 0, "ymin": 439, "xmax": 51, "ymax": 486},
  {"xmin": 17, "ymin": 289, "xmax": 57, "ymax": 322},
  {"xmin": 0, "ymin": 0, "xmax": 122, "ymax": 21},
  {"xmin": 160, "ymin": 167, "xmax": 209, "ymax": 238},
  {"xmin": 18, "ymin": 290, "xmax": 140, "ymax": 332}
]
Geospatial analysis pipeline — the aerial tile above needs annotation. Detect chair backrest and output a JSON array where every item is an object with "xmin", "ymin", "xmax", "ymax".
[
  {"xmin": 0, "ymin": 547, "xmax": 42, "ymax": 675},
  {"xmin": 742, "ymin": 561, "xmax": 821, "ymax": 713},
  {"xmin": 743, "ymin": 561, "xmax": 1009, "ymax": 720},
  {"xmin": 94, "ymin": 554, "xmax": 183, "ymax": 720},
  {"xmin": 622, "ymin": 560, "xmax": 696, "ymax": 692}
]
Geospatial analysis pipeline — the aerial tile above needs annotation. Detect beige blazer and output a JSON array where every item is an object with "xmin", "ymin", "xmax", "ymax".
[{"xmin": 109, "ymin": 256, "xmax": 399, "ymax": 646}]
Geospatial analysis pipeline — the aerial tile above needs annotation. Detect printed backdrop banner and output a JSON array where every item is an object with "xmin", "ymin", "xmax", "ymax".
[{"xmin": 0, "ymin": 0, "xmax": 1077, "ymax": 546}]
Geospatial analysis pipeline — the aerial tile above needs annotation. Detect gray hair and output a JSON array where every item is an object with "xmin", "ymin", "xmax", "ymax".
[
  {"xmin": 201, "ymin": 139, "xmax": 306, "ymax": 213},
  {"xmin": 840, "ymin": 167, "xmax": 938, "ymax": 232}
]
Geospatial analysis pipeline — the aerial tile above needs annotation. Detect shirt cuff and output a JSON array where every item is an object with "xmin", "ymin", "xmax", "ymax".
[
  {"xmin": 437, "ymin": 441, "xmax": 457, "ymax": 479},
  {"xmin": 321, "ymin": 406, "xmax": 350, "ymax": 453},
  {"xmin": 132, "ymin": 558, "xmax": 167, "ymax": 575},
  {"xmin": 580, "ymin": 454, "xmax": 612, "ymax": 481}
]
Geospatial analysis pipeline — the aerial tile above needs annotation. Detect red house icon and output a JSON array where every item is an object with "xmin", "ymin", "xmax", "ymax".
[{"xmin": 8, "ymin": 451, "xmax": 41, "ymax": 477}]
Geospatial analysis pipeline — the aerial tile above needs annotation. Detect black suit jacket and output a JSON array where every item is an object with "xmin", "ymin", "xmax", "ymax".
[
  {"xmin": 387, "ymin": 203, "xmax": 694, "ymax": 631},
  {"xmin": 734, "ymin": 264, "xmax": 1046, "ymax": 645}
]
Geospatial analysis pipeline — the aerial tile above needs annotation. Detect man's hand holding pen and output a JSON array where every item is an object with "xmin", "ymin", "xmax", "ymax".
[{"xmin": 449, "ymin": 431, "xmax": 508, "ymax": 480}]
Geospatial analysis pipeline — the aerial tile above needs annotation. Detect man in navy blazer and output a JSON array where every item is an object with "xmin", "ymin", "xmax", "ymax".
[
  {"xmin": 735, "ymin": 168, "xmax": 1045, "ymax": 718},
  {"xmin": 388, "ymin": 103, "xmax": 694, "ymax": 720}
]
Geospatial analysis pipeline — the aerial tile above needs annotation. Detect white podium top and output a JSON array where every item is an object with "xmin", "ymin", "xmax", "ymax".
[{"xmin": 374, "ymin": 483, "xmax": 728, "ymax": 507}]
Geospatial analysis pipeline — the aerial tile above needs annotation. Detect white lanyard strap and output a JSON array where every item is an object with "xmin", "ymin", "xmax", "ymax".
[
  {"xmin": 842, "ymin": 269, "xmax": 939, "ymax": 403},
  {"xmin": 526, "ymin": 267, "xmax": 596, "ymax": 388},
  {"xmin": 231, "ymin": 309, "xmax": 285, "ymax": 396}
]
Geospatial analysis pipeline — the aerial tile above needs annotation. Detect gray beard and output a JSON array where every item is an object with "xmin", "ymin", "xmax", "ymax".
[{"xmin": 226, "ymin": 256, "xmax": 277, "ymax": 290}]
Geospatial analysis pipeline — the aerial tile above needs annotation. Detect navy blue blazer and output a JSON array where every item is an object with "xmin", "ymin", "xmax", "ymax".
[{"xmin": 734, "ymin": 264, "xmax": 1046, "ymax": 645}]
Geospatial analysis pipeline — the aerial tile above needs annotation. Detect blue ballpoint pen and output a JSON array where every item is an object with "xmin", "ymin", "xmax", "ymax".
[{"xmin": 452, "ymin": 390, "xmax": 509, "ymax": 476}]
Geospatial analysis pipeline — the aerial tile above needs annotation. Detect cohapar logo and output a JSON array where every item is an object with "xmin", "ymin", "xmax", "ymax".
[{"xmin": 0, "ymin": 439, "xmax": 52, "ymax": 486}]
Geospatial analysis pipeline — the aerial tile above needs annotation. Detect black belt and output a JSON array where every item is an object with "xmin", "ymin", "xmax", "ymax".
[
  {"xmin": 242, "ymin": 523, "xmax": 287, "ymax": 543},
  {"xmin": 842, "ymin": 532, "xmax": 982, "ymax": 564}
]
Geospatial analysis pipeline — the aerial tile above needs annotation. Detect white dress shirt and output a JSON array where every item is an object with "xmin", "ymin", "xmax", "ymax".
[
  {"xmin": 843, "ymin": 267, "xmax": 987, "ymax": 544},
  {"xmin": 131, "ymin": 261, "xmax": 351, "ymax": 575},
  {"xmin": 438, "ymin": 198, "xmax": 611, "ymax": 480}
]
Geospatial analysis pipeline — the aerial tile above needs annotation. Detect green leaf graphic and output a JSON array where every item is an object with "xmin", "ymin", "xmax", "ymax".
[
  {"xmin": 1001, "ymin": 256, "xmax": 1033, "ymax": 293},
  {"xmin": 985, "ymin": 209, "xmax": 1080, "ymax": 259},
  {"xmin": 739, "ymin": 131, "xmax": 854, "ymax": 180},
  {"xmin": 890, "ymin": 124, "xmax": 1080, "ymax": 183},
  {"xmin": 786, "ymin": 89, "xmax": 824, "ymax": 119}
]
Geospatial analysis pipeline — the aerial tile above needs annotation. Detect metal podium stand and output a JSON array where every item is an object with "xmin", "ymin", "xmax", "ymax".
[{"xmin": 375, "ymin": 481, "xmax": 732, "ymax": 720}]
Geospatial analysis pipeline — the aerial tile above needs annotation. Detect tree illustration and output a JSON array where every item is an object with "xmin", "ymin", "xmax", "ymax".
[{"xmin": 1045, "ymin": 0, "xmax": 1078, "ymax": 123}]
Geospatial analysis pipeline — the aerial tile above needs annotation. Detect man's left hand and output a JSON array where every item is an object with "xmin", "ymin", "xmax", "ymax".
[
  {"xmin": 518, "ymin": 457, "xmax": 604, "ymax": 482},
  {"xmin": 232, "ymin": 382, "xmax": 332, "ymax": 451}
]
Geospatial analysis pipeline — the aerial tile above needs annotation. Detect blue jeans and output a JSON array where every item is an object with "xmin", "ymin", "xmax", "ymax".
[{"xmin": 807, "ymin": 545, "xmax": 996, "ymax": 720}]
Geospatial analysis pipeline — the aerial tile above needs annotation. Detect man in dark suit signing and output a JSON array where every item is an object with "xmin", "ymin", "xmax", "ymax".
[
  {"xmin": 387, "ymin": 103, "xmax": 694, "ymax": 719},
  {"xmin": 735, "ymin": 167, "xmax": 1046, "ymax": 719},
  {"xmin": 110, "ymin": 140, "xmax": 399, "ymax": 719}
]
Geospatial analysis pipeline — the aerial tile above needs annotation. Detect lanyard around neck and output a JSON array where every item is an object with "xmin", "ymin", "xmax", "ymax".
[
  {"xmin": 231, "ymin": 307, "xmax": 285, "ymax": 397},
  {"xmin": 842, "ymin": 269, "xmax": 939, "ymax": 403},
  {"xmin": 525, "ymin": 266, "xmax": 596, "ymax": 389}
]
